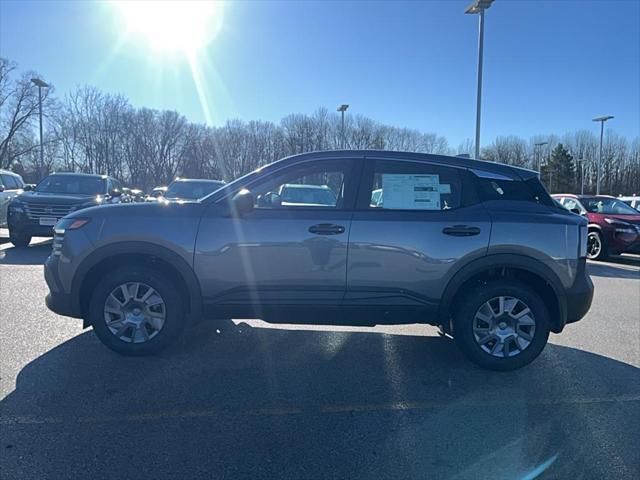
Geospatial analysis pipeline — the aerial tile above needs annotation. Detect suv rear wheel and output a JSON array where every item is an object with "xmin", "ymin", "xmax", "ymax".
[
  {"xmin": 453, "ymin": 280, "xmax": 550, "ymax": 371},
  {"xmin": 89, "ymin": 267, "xmax": 186, "ymax": 356}
]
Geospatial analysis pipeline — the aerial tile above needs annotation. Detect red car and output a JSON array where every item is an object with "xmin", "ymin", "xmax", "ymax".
[{"xmin": 553, "ymin": 194, "xmax": 640, "ymax": 260}]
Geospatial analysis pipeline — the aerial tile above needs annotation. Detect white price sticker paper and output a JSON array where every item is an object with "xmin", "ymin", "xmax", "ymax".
[{"xmin": 381, "ymin": 174, "xmax": 442, "ymax": 210}]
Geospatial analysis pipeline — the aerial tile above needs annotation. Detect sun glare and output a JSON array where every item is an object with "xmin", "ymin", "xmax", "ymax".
[{"xmin": 111, "ymin": 0, "xmax": 223, "ymax": 54}]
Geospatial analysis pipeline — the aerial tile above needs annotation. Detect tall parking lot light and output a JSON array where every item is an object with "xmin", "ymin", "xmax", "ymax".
[
  {"xmin": 337, "ymin": 104, "xmax": 349, "ymax": 149},
  {"xmin": 31, "ymin": 78, "xmax": 49, "ymax": 169},
  {"xmin": 534, "ymin": 141, "xmax": 548, "ymax": 173},
  {"xmin": 592, "ymin": 115, "xmax": 614, "ymax": 195},
  {"xmin": 465, "ymin": 0, "xmax": 494, "ymax": 159}
]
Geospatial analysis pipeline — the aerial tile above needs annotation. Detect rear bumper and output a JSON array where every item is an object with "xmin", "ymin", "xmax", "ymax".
[{"xmin": 565, "ymin": 259, "xmax": 594, "ymax": 325}]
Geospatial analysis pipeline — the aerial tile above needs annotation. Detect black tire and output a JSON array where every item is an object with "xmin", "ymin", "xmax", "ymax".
[
  {"xmin": 587, "ymin": 230, "xmax": 608, "ymax": 261},
  {"xmin": 9, "ymin": 231, "xmax": 32, "ymax": 248},
  {"xmin": 452, "ymin": 280, "xmax": 550, "ymax": 371},
  {"xmin": 89, "ymin": 266, "xmax": 186, "ymax": 356}
]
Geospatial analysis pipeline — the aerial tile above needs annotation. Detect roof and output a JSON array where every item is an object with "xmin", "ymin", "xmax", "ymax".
[
  {"xmin": 50, "ymin": 172, "xmax": 108, "ymax": 179},
  {"xmin": 174, "ymin": 178, "xmax": 225, "ymax": 184},
  {"xmin": 0, "ymin": 169, "xmax": 21, "ymax": 176},
  {"xmin": 269, "ymin": 150, "xmax": 539, "ymax": 181},
  {"xmin": 552, "ymin": 194, "xmax": 616, "ymax": 199}
]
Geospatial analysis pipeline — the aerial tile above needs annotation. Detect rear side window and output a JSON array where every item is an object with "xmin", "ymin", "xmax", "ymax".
[
  {"xmin": 476, "ymin": 176, "xmax": 553, "ymax": 206},
  {"xmin": 367, "ymin": 161, "xmax": 464, "ymax": 211}
]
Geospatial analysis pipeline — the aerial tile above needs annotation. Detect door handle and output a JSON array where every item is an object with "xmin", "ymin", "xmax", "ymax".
[
  {"xmin": 442, "ymin": 225, "xmax": 481, "ymax": 237},
  {"xmin": 308, "ymin": 224, "xmax": 345, "ymax": 235}
]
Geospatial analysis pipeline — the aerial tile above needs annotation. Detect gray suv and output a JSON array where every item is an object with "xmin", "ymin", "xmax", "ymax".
[{"xmin": 44, "ymin": 151, "xmax": 594, "ymax": 370}]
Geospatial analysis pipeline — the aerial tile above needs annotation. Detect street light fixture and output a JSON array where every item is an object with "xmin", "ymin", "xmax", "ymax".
[
  {"xmin": 534, "ymin": 141, "xmax": 548, "ymax": 173},
  {"xmin": 31, "ymin": 78, "xmax": 49, "ymax": 168},
  {"xmin": 337, "ymin": 104, "xmax": 349, "ymax": 149},
  {"xmin": 592, "ymin": 115, "xmax": 614, "ymax": 195},
  {"xmin": 465, "ymin": 0, "xmax": 494, "ymax": 159}
]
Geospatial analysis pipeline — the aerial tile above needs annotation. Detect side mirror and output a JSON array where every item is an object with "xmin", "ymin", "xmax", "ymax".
[
  {"xmin": 23, "ymin": 184, "xmax": 34, "ymax": 191},
  {"xmin": 570, "ymin": 208, "xmax": 581, "ymax": 215},
  {"xmin": 231, "ymin": 189, "xmax": 254, "ymax": 215},
  {"xmin": 0, "ymin": 185, "xmax": 4, "ymax": 192},
  {"xmin": 109, "ymin": 188, "xmax": 122, "ymax": 197}
]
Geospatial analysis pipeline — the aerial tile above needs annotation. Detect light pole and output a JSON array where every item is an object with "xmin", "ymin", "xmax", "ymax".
[
  {"xmin": 592, "ymin": 115, "xmax": 613, "ymax": 195},
  {"xmin": 577, "ymin": 157, "xmax": 585, "ymax": 195},
  {"xmin": 465, "ymin": 0, "xmax": 493, "ymax": 159},
  {"xmin": 534, "ymin": 141, "xmax": 548, "ymax": 173},
  {"xmin": 31, "ymin": 78, "xmax": 49, "ymax": 168},
  {"xmin": 337, "ymin": 104, "xmax": 349, "ymax": 149}
]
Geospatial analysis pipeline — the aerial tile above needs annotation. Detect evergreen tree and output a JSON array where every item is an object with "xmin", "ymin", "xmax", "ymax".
[{"xmin": 540, "ymin": 143, "xmax": 575, "ymax": 193}]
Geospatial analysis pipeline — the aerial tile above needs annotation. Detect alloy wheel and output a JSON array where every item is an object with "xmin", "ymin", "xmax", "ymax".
[
  {"xmin": 586, "ymin": 232, "xmax": 602, "ymax": 259},
  {"xmin": 472, "ymin": 296, "xmax": 536, "ymax": 358}
]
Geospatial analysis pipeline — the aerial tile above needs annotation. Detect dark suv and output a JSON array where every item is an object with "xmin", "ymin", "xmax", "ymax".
[
  {"xmin": 8, "ymin": 172, "xmax": 123, "ymax": 247},
  {"xmin": 44, "ymin": 151, "xmax": 594, "ymax": 371},
  {"xmin": 553, "ymin": 194, "xmax": 640, "ymax": 259}
]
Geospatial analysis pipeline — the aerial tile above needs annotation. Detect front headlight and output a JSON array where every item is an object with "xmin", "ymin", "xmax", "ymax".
[
  {"xmin": 605, "ymin": 218, "xmax": 637, "ymax": 234},
  {"xmin": 8, "ymin": 201, "xmax": 24, "ymax": 213}
]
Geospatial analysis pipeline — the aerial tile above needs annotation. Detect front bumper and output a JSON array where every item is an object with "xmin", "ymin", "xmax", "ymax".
[
  {"xmin": 8, "ymin": 212, "xmax": 56, "ymax": 237},
  {"xmin": 565, "ymin": 258, "xmax": 594, "ymax": 324},
  {"xmin": 45, "ymin": 292, "xmax": 80, "ymax": 318}
]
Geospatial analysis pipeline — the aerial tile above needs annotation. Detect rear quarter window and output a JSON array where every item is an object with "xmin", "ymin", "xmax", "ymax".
[{"xmin": 476, "ymin": 176, "xmax": 553, "ymax": 206}]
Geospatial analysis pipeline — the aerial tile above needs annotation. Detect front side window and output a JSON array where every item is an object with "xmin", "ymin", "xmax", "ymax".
[
  {"xmin": 368, "ymin": 161, "xmax": 463, "ymax": 211},
  {"xmin": 250, "ymin": 161, "xmax": 349, "ymax": 209},
  {"xmin": 35, "ymin": 175, "xmax": 106, "ymax": 195}
]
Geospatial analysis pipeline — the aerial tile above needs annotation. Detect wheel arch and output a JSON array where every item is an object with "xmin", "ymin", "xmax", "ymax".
[
  {"xmin": 439, "ymin": 254, "xmax": 567, "ymax": 333},
  {"xmin": 72, "ymin": 242, "xmax": 202, "ymax": 326}
]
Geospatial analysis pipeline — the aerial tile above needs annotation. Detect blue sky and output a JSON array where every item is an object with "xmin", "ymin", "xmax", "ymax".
[{"xmin": 1, "ymin": 0, "xmax": 638, "ymax": 147}]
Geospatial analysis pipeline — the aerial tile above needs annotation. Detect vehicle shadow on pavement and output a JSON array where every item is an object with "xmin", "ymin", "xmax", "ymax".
[
  {"xmin": 587, "ymin": 261, "xmax": 640, "ymax": 279},
  {"xmin": 0, "ymin": 242, "xmax": 51, "ymax": 265},
  {"xmin": 2, "ymin": 321, "xmax": 639, "ymax": 479}
]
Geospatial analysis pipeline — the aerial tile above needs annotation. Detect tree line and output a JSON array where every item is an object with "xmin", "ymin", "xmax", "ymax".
[{"xmin": 1, "ymin": 57, "xmax": 638, "ymax": 194}]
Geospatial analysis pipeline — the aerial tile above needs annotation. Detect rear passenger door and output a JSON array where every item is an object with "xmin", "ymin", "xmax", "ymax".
[{"xmin": 345, "ymin": 158, "xmax": 491, "ymax": 312}]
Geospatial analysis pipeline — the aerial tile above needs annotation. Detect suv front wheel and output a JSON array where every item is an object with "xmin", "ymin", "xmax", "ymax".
[
  {"xmin": 453, "ymin": 281, "xmax": 550, "ymax": 371},
  {"xmin": 89, "ymin": 267, "xmax": 186, "ymax": 356}
]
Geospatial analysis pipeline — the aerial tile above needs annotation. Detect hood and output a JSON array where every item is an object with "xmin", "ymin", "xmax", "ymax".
[
  {"xmin": 16, "ymin": 191, "xmax": 100, "ymax": 205},
  {"xmin": 588, "ymin": 212, "xmax": 640, "ymax": 224}
]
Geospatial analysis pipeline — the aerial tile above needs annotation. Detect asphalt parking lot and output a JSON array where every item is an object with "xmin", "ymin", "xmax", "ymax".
[{"xmin": 1, "ymin": 234, "xmax": 638, "ymax": 479}]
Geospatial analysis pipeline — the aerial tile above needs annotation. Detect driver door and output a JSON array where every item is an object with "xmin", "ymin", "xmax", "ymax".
[{"xmin": 195, "ymin": 158, "xmax": 361, "ymax": 315}]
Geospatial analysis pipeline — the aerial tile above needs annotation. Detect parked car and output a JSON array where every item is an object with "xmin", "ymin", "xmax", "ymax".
[
  {"xmin": 553, "ymin": 194, "xmax": 640, "ymax": 259},
  {"xmin": 44, "ymin": 150, "xmax": 593, "ymax": 371},
  {"xmin": 8, "ymin": 172, "xmax": 124, "ymax": 248},
  {"xmin": 618, "ymin": 195, "xmax": 640, "ymax": 211},
  {"xmin": 266, "ymin": 183, "xmax": 337, "ymax": 207},
  {"xmin": 0, "ymin": 169, "xmax": 26, "ymax": 228},
  {"xmin": 160, "ymin": 178, "xmax": 225, "ymax": 202}
]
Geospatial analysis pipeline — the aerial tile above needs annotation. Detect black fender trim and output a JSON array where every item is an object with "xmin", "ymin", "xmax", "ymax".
[
  {"xmin": 71, "ymin": 242, "xmax": 203, "ymax": 322},
  {"xmin": 439, "ymin": 254, "xmax": 567, "ymax": 331}
]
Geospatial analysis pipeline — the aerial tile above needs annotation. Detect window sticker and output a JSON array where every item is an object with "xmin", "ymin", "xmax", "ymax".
[{"xmin": 381, "ymin": 174, "xmax": 442, "ymax": 210}]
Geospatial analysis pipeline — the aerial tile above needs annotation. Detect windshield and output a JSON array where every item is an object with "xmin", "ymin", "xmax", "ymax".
[
  {"xmin": 280, "ymin": 185, "xmax": 337, "ymax": 205},
  {"xmin": 164, "ymin": 180, "xmax": 224, "ymax": 200},
  {"xmin": 583, "ymin": 198, "xmax": 639, "ymax": 215},
  {"xmin": 35, "ymin": 175, "xmax": 105, "ymax": 195}
]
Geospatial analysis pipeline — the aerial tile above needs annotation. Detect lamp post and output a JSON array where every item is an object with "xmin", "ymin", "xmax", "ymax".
[
  {"xmin": 465, "ymin": 0, "xmax": 494, "ymax": 159},
  {"xmin": 592, "ymin": 115, "xmax": 613, "ymax": 195},
  {"xmin": 337, "ymin": 104, "xmax": 349, "ymax": 149},
  {"xmin": 577, "ymin": 157, "xmax": 585, "ymax": 195},
  {"xmin": 31, "ymin": 78, "xmax": 49, "ymax": 168},
  {"xmin": 534, "ymin": 141, "xmax": 548, "ymax": 173}
]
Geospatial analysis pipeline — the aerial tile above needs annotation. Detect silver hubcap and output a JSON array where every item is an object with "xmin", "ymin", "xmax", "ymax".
[
  {"xmin": 473, "ymin": 296, "xmax": 536, "ymax": 358},
  {"xmin": 587, "ymin": 232, "xmax": 601, "ymax": 259},
  {"xmin": 104, "ymin": 282, "xmax": 166, "ymax": 343}
]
